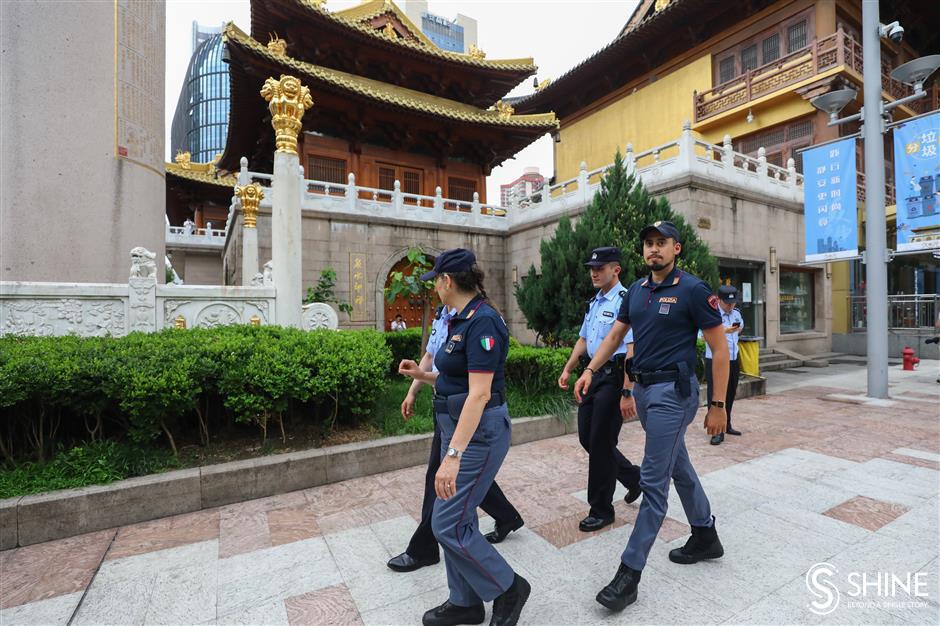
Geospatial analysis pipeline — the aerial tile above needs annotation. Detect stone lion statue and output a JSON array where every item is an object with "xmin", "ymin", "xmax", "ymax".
[{"xmin": 129, "ymin": 247, "xmax": 157, "ymax": 279}]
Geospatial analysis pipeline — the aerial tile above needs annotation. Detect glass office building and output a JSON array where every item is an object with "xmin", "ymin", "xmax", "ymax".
[{"xmin": 170, "ymin": 29, "xmax": 229, "ymax": 164}]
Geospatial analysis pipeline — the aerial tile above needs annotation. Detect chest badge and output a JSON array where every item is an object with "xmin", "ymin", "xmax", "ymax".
[
  {"xmin": 451, "ymin": 334, "xmax": 462, "ymax": 342},
  {"xmin": 480, "ymin": 336, "xmax": 495, "ymax": 351},
  {"xmin": 659, "ymin": 303, "xmax": 671, "ymax": 315},
  {"xmin": 445, "ymin": 341, "xmax": 456, "ymax": 354},
  {"xmin": 602, "ymin": 310, "xmax": 614, "ymax": 318}
]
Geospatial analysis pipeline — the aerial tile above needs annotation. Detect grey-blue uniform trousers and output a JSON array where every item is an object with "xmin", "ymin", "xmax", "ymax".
[
  {"xmin": 616, "ymin": 267, "xmax": 723, "ymax": 571},
  {"xmin": 431, "ymin": 296, "xmax": 515, "ymax": 606}
]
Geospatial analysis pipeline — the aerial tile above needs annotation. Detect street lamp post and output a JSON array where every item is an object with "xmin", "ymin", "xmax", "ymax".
[{"xmin": 811, "ymin": 1, "xmax": 940, "ymax": 399}]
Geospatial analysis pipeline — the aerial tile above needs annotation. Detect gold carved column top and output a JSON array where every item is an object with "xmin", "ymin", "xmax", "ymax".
[
  {"xmin": 260, "ymin": 75, "xmax": 314, "ymax": 155},
  {"xmin": 235, "ymin": 182, "xmax": 264, "ymax": 228}
]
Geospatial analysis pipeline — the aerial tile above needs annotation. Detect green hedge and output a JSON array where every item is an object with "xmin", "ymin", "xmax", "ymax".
[
  {"xmin": 0, "ymin": 327, "xmax": 391, "ymax": 464},
  {"xmin": 383, "ymin": 327, "xmax": 423, "ymax": 372}
]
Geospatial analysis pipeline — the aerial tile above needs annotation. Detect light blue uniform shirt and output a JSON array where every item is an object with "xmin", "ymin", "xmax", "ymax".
[
  {"xmin": 703, "ymin": 307, "xmax": 744, "ymax": 360},
  {"xmin": 426, "ymin": 307, "xmax": 457, "ymax": 373},
  {"xmin": 579, "ymin": 283, "xmax": 630, "ymax": 359}
]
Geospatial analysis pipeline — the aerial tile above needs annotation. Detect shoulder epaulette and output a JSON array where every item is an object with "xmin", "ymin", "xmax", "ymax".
[{"xmin": 619, "ymin": 290, "xmax": 627, "ymax": 299}]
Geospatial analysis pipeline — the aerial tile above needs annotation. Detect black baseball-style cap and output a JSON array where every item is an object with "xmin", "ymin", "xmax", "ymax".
[
  {"xmin": 420, "ymin": 248, "xmax": 476, "ymax": 281},
  {"xmin": 639, "ymin": 220, "xmax": 682, "ymax": 243},
  {"xmin": 718, "ymin": 284, "xmax": 739, "ymax": 302},
  {"xmin": 585, "ymin": 246, "xmax": 622, "ymax": 267}
]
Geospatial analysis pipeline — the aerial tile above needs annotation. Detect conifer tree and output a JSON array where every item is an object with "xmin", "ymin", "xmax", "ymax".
[{"xmin": 515, "ymin": 151, "xmax": 719, "ymax": 346}]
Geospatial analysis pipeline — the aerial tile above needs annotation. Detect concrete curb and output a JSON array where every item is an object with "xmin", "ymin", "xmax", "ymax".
[{"xmin": 0, "ymin": 413, "xmax": 579, "ymax": 550}]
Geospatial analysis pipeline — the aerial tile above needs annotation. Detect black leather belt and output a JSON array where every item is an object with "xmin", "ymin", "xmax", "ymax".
[
  {"xmin": 580, "ymin": 354, "xmax": 626, "ymax": 376},
  {"xmin": 632, "ymin": 369, "xmax": 681, "ymax": 385},
  {"xmin": 433, "ymin": 391, "xmax": 505, "ymax": 413}
]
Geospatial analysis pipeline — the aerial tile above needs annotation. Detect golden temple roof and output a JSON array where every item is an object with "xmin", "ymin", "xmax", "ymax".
[
  {"xmin": 290, "ymin": 0, "xmax": 536, "ymax": 72},
  {"xmin": 224, "ymin": 23, "xmax": 558, "ymax": 130},
  {"xmin": 165, "ymin": 161, "xmax": 237, "ymax": 188}
]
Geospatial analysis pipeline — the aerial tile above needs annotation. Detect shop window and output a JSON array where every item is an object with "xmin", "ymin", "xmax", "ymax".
[{"xmin": 779, "ymin": 269, "xmax": 815, "ymax": 333}]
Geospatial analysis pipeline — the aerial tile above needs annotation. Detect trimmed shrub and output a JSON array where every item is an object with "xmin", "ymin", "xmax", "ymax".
[
  {"xmin": 384, "ymin": 327, "xmax": 423, "ymax": 372},
  {"xmin": 505, "ymin": 345, "xmax": 571, "ymax": 395}
]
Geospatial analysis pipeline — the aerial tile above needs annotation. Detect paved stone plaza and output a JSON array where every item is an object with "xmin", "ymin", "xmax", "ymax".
[{"xmin": 1, "ymin": 363, "xmax": 938, "ymax": 625}]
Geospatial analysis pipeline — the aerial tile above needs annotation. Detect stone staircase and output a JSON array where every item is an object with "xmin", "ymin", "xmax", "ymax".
[{"xmin": 758, "ymin": 348, "xmax": 807, "ymax": 373}]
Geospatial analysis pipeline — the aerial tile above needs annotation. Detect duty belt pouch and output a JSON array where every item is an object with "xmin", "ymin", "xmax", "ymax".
[
  {"xmin": 445, "ymin": 392, "xmax": 469, "ymax": 421},
  {"xmin": 625, "ymin": 358, "xmax": 637, "ymax": 383},
  {"xmin": 675, "ymin": 362, "xmax": 691, "ymax": 398}
]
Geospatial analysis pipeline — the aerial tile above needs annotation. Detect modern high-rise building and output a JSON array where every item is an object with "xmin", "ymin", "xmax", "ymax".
[
  {"xmin": 500, "ymin": 167, "xmax": 544, "ymax": 206},
  {"xmin": 402, "ymin": 1, "xmax": 477, "ymax": 53},
  {"xmin": 170, "ymin": 22, "xmax": 229, "ymax": 164}
]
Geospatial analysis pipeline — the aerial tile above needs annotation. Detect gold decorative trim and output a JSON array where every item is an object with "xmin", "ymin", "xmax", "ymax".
[
  {"xmin": 267, "ymin": 32, "xmax": 287, "ymax": 56},
  {"xmin": 235, "ymin": 182, "xmax": 264, "ymax": 229},
  {"xmin": 260, "ymin": 74, "xmax": 314, "ymax": 155},
  {"xmin": 467, "ymin": 44, "xmax": 486, "ymax": 60}
]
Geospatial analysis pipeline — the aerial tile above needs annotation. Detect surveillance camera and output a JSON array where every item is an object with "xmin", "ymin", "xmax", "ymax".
[{"xmin": 880, "ymin": 21, "xmax": 904, "ymax": 44}]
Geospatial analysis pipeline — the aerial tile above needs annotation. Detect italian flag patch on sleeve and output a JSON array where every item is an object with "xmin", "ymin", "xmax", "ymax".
[{"xmin": 480, "ymin": 336, "xmax": 495, "ymax": 351}]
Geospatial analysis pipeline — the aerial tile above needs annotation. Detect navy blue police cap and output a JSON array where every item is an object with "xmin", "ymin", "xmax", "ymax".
[
  {"xmin": 420, "ymin": 248, "xmax": 476, "ymax": 281},
  {"xmin": 718, "ymin": 284, "xmax": 738, "ymax": 302},
  {"xmin": 585, "ymin": 246, "xmax": 622, "ymax": 267},
  {"xmin": 639, "ymin": 220, "xmax": 682, "ymax": 243}
]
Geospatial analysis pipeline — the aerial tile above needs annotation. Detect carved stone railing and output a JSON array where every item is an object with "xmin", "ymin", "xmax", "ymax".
[
  {"xmin": 165, "ymin": 223, "xmax": 227, "ymax": 248},
  {"xmin": 694, "ymin": 29, "xmax": 918, "ymax": 122},
  {"xmin": 228, "ymin": 124, "xmax": 806, "ymax": 235}
]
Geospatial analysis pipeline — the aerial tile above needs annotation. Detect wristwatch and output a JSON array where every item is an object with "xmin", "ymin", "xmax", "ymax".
[
  {"xmin": 445, "ymin": 447, "xmax": 463, "ymax": 459},
  {"xmin": 710, "ymin": 400, "xmax": 726, "ymax": 408},
  {"xmin": 621, "ymin": 388, "xmax": 633, "ymax": 398}
]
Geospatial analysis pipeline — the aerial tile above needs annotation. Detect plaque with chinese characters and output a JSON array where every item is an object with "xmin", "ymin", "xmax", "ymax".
[{"xmin": 349, "ymin": 253, "xmax": 368, "ymax": 321}]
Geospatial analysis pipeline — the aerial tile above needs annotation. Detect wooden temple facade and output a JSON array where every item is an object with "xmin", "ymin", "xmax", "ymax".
[{"xmin": 167, "ymin": 0, "xmax": 558, "ymax": 228}]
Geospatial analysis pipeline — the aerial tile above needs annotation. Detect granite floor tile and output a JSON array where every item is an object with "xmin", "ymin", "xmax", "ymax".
[
  {"xmin": 823, "ymin": 495, "xmax": 911, "ymax": 531},
  {"xmin": 285, "ymin": 584, "xmax": 363, "ymax": 626},
  {"xmin": 0, "ymin": 591, "xmax": 83, "ymax": 626},
  {"xmin": 106, "ymin": 508, "xmax": 219, "ymax": 561},
  {"xmin": 0, "ymin": 528, "xmax": 114, "ymax": 610},
  {"xmin": 267, "ymin": 504, "xmax": 321, "ymax": 547},
  {"xmin": 218, "ymin": 510, "xmax": 271, "ymax": 558}
]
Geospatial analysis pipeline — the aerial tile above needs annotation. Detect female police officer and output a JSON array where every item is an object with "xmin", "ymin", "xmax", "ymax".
[{"xmin": 399, "ymin": 248, "xmax": 530, "ymax": 626}]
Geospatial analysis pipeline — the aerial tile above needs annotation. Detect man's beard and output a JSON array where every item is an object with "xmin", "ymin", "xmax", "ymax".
[{"xmin": 646, "ymin": 259, "xmax": 671, "ymax": 272}]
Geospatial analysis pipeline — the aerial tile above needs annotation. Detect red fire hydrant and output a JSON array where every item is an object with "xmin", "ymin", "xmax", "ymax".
[{"xmin": 902, "ymin": 346, "xmax": 919, "ymax": 371}]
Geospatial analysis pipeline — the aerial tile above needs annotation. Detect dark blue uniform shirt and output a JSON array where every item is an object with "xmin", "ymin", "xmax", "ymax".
[
  {"xmin": 617, "ymin": 266, "xmax": 722, "ymax": 372},
  {"xmin": 434, "ymin": 295, "xmax": 509, "ymax": 396}
]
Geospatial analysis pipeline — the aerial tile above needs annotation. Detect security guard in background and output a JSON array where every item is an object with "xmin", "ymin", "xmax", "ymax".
[
  {"xmin": 388, "ymin": 304, "xmax": 525, "ymax": 574},
  {"xmin": 398, "ymin": 248, "xmax": 530, "ymax": 626},
  {"xmin": 705, "ymin": 285, "xmax": 744, "ymax": 445},
  {"xmin": 559, "ymin": 247, "xmax": 641, "ymax": 532},
  {"xmin": 573, "ymin": 221, "xmax": 730, "ymax": 612}
]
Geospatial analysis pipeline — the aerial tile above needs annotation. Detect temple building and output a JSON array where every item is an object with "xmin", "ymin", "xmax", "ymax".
[{"xmin": 165, "ymin": 0, "xmax": 557, "ymax": 329}]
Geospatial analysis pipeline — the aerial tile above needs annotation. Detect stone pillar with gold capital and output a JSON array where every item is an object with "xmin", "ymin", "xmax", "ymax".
[
  {"xmin": 261, "ymin": 75, "xmax": 313, "ymax": 327},
  {"xmin": 235, "ymin": 182, "xmax": 263, "ymax": 286}
]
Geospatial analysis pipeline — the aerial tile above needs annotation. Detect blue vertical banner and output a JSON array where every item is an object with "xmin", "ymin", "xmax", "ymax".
[
  {"xmin": 893, "ymin": 111, "xmax": 940, "ymax": 252},
  {"xmin": 803, "ymin": 138, "xmax": 859, "ymax": 262}
]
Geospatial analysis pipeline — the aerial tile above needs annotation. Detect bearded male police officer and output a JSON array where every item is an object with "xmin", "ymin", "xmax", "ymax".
[
  {"xmin": 573, "ymin": 221, "xmax": 730, "ymax": 612},
  {"xmin": 558, "ymin": 247, "xmax": 641, "ymax": 532}
]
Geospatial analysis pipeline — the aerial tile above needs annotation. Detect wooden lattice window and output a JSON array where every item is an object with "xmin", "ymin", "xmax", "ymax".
[
  {"xmin": 741, "ymin": 45, "xmax": 759, "ymax": 73},
  {"xmin": 403, "ymin": 169, "xmax": 422, "ymax": 195},
  {"xmin": 447, "ymin": 177, "xmax": 476, "ymax": 203},
  {"xmin": 719, "ymin": 56, "xmax": 735, "ymax": 84},
  {"xmin": 762, "ymin": 33, "xmax": 780, "ymax": 64},
  {"xmin": 787, "ymin": 20, "xmax": 807, "ymax": 53},
  {"xmin": 307, "ymin": 155, "xmax": 347, "ymax": 184},
  {"xmin": 737, "ymin": 117, "xmax": 815, "ymax": 174},
  {"xmin": 378, "ymin": 165, "xmax": 396, "ymax": 191}
]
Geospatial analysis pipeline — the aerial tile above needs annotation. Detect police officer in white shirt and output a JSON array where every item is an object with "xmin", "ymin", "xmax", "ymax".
[{"xmin": 705, "ymin": 285, "xmax": 744, "ymax": 445}]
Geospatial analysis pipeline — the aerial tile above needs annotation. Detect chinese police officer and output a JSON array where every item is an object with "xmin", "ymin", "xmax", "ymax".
[
  {"xmin": 705, "ymin": 284, "xmax": 744, "ymax": 445},
  {"xmin": 573, "ymin": 221, "xmax": 730, "ymax": 612},
  {"xmin": 559, "ymin": 246, "xmax": 641, "ymax": 532}
]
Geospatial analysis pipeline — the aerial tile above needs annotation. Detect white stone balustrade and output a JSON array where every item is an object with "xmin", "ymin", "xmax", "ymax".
[{"xmin": 224, "ymin": 123, "xmax": 805, "ymax": 239}]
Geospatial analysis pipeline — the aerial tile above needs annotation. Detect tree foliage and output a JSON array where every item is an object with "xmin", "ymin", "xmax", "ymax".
[
  {"xmin": 384, "ymin": 247, "xmax": 436, "ymax": 352},
  {"xmin": 515, "ymin": 151, "xmax": 719, "ymax": 346}
]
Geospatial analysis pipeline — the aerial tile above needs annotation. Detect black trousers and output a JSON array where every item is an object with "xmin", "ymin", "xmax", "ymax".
[
  {"xmin": 577, "ymin": 368, "xmax": 641, "ymax": 520},
  {"xmin": 406, "ymin": 419, "xmax": 521, "ymax": 560},
  {"xmin": 705, "ymin": 357, "xmax": 740, "ymax": 428}
]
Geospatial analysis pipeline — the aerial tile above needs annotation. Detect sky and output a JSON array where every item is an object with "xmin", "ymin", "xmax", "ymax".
[{"xmin": 165, "ymin": 0, "xmax": 639, "ymax": 203}]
